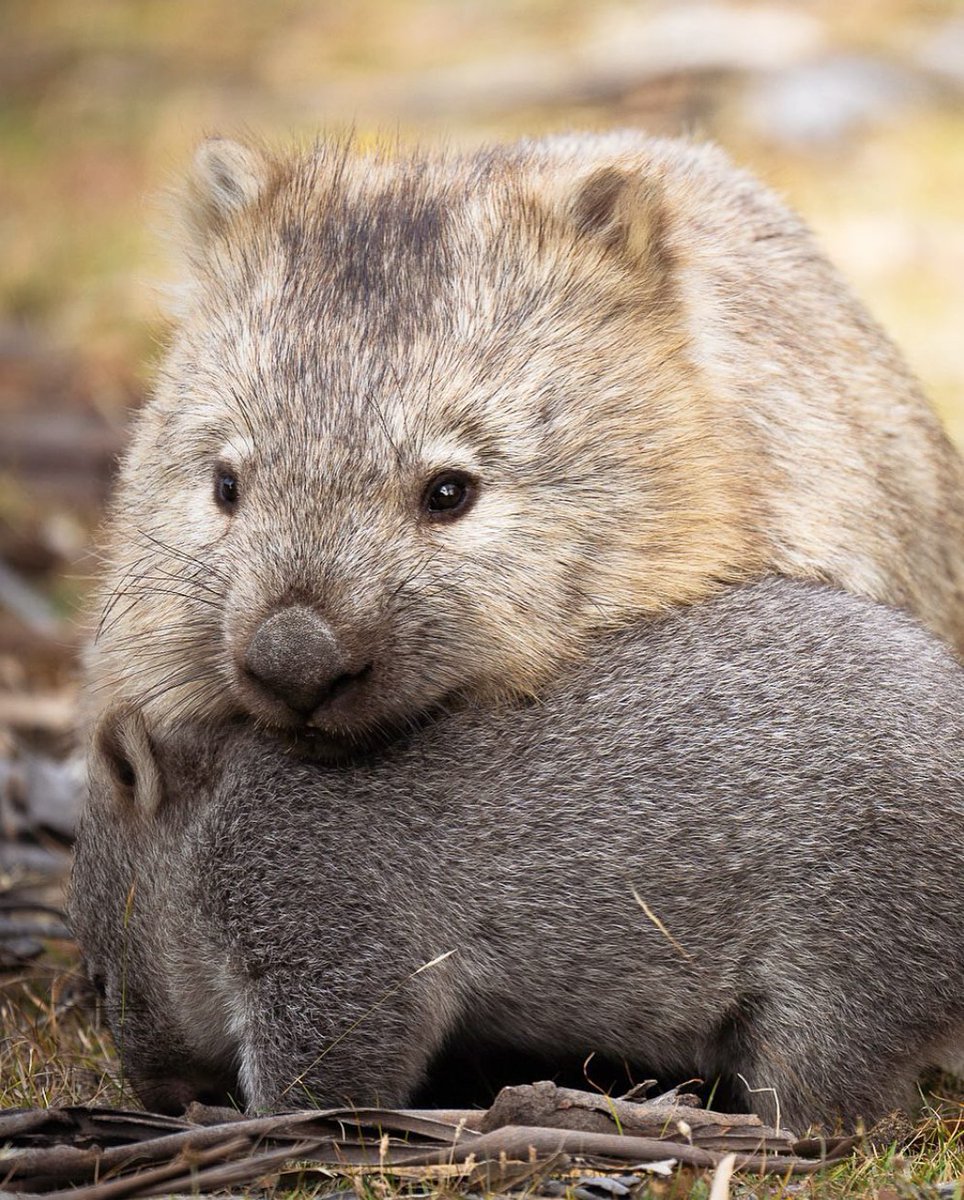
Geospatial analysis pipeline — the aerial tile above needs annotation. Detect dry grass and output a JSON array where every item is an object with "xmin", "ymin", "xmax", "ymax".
[{"xmin": 0, "ymin": 942, "xmax": 126, "ymax": 1111}]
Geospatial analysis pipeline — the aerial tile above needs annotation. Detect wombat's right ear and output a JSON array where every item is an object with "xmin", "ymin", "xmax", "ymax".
[
  {"xmin": 181, "ymin": 137, "xmax": 276, "ymax": 247},
  {"xmin": 91, "ymin": 706, "xmax": 162, "ymax": 817}
]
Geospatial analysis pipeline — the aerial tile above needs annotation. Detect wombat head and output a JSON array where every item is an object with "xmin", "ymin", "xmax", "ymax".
[{"xmin": 87, "ymin": 134, "xmax": 755, "ymax": 744}]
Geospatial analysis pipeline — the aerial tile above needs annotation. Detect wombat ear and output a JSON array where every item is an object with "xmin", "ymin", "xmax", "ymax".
[
  {"xmin": 91, "ymin": 706, "xmax": 162, "ymax": 817},
  {"xmin": 557, "ymin": 166, "xmax": 663, "ymax": 268},
  {"xmin": 182, "ymin": 137, "xmax": 276, "ymax": 245}
]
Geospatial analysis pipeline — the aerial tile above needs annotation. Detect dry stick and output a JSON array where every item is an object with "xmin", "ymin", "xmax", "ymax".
[
  {"xmin": 127, "ymin": 1140, "xmax": 339, "ymax": 1198},
  {"xmin": 441, "ymin": 1125, "xmax": 733, "ymax": 1169},
  {"xmin": 391, "ymin": 1124, "xmax": 841, "ymax": 1173},
  {"xmin": 6, "ymin": 1102, "xmax": 470, "ymax": 1168},
  {"xmin": 5, "ymin": 1135, "xmax": 256, "ymax": 1200},
  {"xmin": 399, "ymin": 1108, "xmax": 486, "ymax": 1131},
  {"xmin": 1, "ymin": 1096, "xmax": 853, "ymax": 1194},
  {"xmin": 1, "ymin": 1108, "xmax": 476, "ymax": 1189},
  {"xmin": 5, "ymin": 1124, "xmax": 847, "ymax": 1195},
  {"xmin": 0, "ymin": 1106, "xmax": 189, "ymax": 1146},
  {"xmin": 10, "ymin": 1131, "xmax": 479, "ymax": 1200},
  {"xmin": 480, "ymin": 1081, "xmax": 794, "ymax": 1147}
]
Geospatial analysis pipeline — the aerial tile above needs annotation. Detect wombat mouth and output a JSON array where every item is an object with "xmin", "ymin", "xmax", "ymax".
[{"xmin": 232, "ymin": 661, "xmax": 390, "ymax": 745}]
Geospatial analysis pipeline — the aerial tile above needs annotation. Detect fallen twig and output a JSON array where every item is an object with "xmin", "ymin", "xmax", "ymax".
[{"xmin": 0, "ymin": 1085, "xmax": 855, "ymax": 1197}]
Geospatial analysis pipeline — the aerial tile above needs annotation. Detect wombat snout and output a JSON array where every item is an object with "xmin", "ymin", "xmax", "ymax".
[{"xmin": 242, "ymin": 606, "xmax": 373, "ymax": 717}]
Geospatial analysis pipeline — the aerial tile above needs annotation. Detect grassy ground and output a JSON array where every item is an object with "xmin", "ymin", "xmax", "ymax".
[
  {"xmin": 4, "ymin": 940, "xmax": 964, "ymax": 1197},
  {"xmin": 0, "ymin": 944, "xmax": 123, "ymax": 1111},
  {"xmin": 3, "ymin": 3, "xmax": 964, "ymax": 1195}
]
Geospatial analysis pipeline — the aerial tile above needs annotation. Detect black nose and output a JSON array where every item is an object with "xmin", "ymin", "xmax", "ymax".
[{"xmin": 243, "ymin": 606, "xmax": 371, "ymax": 715}]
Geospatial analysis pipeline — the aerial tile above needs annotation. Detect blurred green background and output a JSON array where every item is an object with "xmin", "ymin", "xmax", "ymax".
[{"xmin": 2, "ymin": 0, "xmax": 963, "ymax": 717}]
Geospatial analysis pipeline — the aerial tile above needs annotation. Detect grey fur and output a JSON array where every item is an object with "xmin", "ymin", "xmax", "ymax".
[{"xmin": 70, "ymin": 578, "xmax": 964, "ymax": 1130}]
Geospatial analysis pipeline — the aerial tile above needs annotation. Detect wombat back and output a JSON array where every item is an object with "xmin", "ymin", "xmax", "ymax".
[{"xmin": 72, "ymin": 578, "xmax": 964, "ymax": 1129}]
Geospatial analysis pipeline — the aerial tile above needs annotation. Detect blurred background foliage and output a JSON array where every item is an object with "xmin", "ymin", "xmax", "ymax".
[{"xmin": 1, "ymin": 0, "xmax": 964, "ymax": 716}]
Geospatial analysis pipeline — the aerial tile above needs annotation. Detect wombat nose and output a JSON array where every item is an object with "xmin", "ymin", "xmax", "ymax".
[{"xmin": 244, "ymin": 606, "xmax": 370, "ymax": 715}]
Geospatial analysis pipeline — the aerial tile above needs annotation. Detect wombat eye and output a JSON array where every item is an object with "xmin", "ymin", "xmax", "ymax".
[
  {"xmin": 214, "ymin": 467, "xmax": 239, "ymax": 512},
  {"xmin": 423, "ymin": 471, "xmax": 477, "ymax": 521}
]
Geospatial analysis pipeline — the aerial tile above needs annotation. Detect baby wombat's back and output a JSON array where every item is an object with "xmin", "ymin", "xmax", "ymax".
[{"xmin": 73, "ymin": 579, "xmax": 964, "ymax": 1129}]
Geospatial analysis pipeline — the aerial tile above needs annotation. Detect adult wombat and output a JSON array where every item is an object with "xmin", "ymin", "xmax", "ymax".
[
  {"xmin": 71, "ymin": 578, "xmax": 964, "ymax": 1131},
  {"xmin": 84, "ymin": 131, "xmax": 964, "ymax": 748}
]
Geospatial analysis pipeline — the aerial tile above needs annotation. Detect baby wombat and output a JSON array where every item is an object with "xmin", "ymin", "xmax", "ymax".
[
  {"xmin": 71, "ymin": 578, "xmax": 964, "ymax": 1131},
  {"xmin": 84, "ymin": 131, "xmax": 964, "ymax": 748}
]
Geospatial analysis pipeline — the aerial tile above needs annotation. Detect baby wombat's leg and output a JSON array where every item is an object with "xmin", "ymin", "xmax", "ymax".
[
  {"xmin": 729, "ymin": 995, "xmax": 922, "ymax": 1133},
  {"xmin": 235, "ymin": 962, "xmax": 461, "ymax": 1111}
]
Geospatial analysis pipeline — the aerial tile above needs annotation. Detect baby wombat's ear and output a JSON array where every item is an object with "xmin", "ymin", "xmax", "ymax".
[
  {"xmin": 90, "ymin": 706, "xmax": 162, "ymax": 817},
  {"xmin": 549, "ymin": 165, "xmax": 663, "ymax": 270},
  {"xmin": 181, "ymin": 137, "xmax": 278, "ymax": 247}
]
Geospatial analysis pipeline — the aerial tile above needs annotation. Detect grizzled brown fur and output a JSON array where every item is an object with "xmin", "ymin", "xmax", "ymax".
[
  {"xmin": 71, "ymin": 580, "xmax": 964, "ymax": 1129},
  {"xmin": 85, "ymin": 132, "xmax": 964, "ymax": 742}
]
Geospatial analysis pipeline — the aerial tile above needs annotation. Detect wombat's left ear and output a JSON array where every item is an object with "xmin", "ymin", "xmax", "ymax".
[
  {"xmin": 182, "ymin": 137, "xmax": 277, "ymax": 246},
  {"xmin": 90, "ymin": 706, "xmax": 163, "ymax": 817},
  {"xmin": 553, "ymin": 166, "xmax": 663, "ymax": 269}
]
